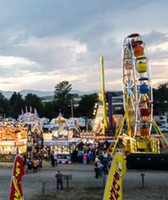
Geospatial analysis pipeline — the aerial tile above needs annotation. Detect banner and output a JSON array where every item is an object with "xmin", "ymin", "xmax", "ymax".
[
  {"xmin": 9, "ymin": 154, "xmax": 25, "ymax": 200},
  {"xmin": 103, "ymin": 152, "xmax": 126, "ymax": 200}
]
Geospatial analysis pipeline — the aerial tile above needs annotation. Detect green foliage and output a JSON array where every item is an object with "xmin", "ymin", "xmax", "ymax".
[
  {"xmin": 54, "ymin": 81, "xmax": 72, "ymax": 100},
  {"xmin": 1, "ymin": 81, "xmax": 168, "ymax": 120},
  {"xmin": 24, "ymin": 93, "xmax": 43, "ymax": 116},
  {"xmin": 54, "ymin": 81, "xmax": 73, "ymax": 116},
  {"xmin": 9, "ymin": 92, "xmax": 24, "ymax": 118},
  {"xmin": 76, "ymin": 93, "xmax": 98, "ymax": 118},
  {"xmin": 42, "ymin": 101, "xmax": 56, "ymax": 119},
  {"xmin": 0, "ymin": 92, "xmax": 9, "ymax": 118},
  {"xmin": 157, "ymin": 82, "xmax": 168, "ymax": 101},
  {"xmin": 153, "ymin": 82, "xmax": 168, "ymax": 115}
]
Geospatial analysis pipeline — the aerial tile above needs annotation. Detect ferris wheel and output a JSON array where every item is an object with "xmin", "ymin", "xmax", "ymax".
[{"xmin": 122, "ymin": 33, "xmax": 153, "ymax": 137}]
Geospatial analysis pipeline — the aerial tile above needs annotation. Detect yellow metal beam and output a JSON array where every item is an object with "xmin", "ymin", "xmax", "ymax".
[
  {"xmin": 100, "ymin": 56, "xmax": 108, "ymax": 130},
  {"xmin": 107, "ymin": 112, "xmax": 127, "ymax": 155},
  {"xmin": 152, "ymin": 119, "xmax": 168, "ymax": 146}
]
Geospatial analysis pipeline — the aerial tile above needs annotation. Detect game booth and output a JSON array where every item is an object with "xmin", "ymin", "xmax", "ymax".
[{"xmin": 43, "ymin": 132, "xmax": 82, "ymax": 163}]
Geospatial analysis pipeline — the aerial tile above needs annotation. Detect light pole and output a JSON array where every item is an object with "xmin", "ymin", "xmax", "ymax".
[
  {"xmin": 163, "ymin": 101, "xmax": 168, "ymax": 123},
  {"xmin": 70, "ymin": 99, "xmax": 74, "ymax": 118}
]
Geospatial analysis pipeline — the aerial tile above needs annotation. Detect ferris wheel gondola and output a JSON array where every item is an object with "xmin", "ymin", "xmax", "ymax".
[{"xmin": 122, "ymin": 33, "xmax": 153, "ymax": 137}]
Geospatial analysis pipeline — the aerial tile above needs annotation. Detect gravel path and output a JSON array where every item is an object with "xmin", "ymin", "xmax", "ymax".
[
  {"xmin": 0, "ymin": 162, "xmax": 104, "ymax": 200},
  {"xmin": 1, "ymin": 161, "xmax": 168, "ymax": 200}
]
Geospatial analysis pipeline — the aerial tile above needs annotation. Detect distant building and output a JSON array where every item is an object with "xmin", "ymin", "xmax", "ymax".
[{"xmin": 107, "ymin": 91, "xmax": 124, "ymax": 115}]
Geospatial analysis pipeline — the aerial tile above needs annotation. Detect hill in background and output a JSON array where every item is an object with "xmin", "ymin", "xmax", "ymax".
[{"xmin": 0, "ymin": 89, "xmax": 100, "ymax": 99}]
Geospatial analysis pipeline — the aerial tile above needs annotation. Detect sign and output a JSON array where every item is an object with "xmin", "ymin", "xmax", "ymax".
[
  {"xmin": 43, "ymin": 138, "xmax": 82, "ymax": 146},
  {"xmin": 0, "ymin": 154, "xmax": 14, "ymax": 162},
  {"xmin": 103, "ymin": 153, "xmax": 126, "ymax": 200},
  {"xmin": 43, "ymin": 133, "xmax": 52, "ymax": 140},
  {"xmin": 9, "ymin": 154, "xmax": 25, "ymax": 200}
]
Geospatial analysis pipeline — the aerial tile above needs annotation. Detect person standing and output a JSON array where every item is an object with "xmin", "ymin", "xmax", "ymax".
[
  {"xmin": 54, "ymin": 152, "xmax": 58, "ymax": 166},
  {"xmin": 50, "ymin": 151, "xmax": 55, "ymax": 167},
  {"xmin": 83, "ymin": 150, "xmax": 87, "ymax": 165},
  {"xmin": 77, "ymin": 149, "xmax": 83, "ymax": 163},
  {"xmin": 55, "ymin": 170, "xmax": 63, "ymax": 190},
  {"xmin": 94, "ymin": 162, "xmax": 100, "ymax": 179}
]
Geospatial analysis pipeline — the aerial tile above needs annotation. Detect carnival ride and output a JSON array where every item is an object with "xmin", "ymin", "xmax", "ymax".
[
  {"xmin": 93, "ymin": 57, "xmax": 114, "ymax": 139},
  {"xmin": 92, "ymin": 104, "xmax": 103, "ymax": 133},
  {"xmin": 107, "ymin": 33, "xmax": 168, "ymax": 170}
]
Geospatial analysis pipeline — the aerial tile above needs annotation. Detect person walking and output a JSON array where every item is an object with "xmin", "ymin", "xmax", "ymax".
[{"xmin": 55, "ymin": 170, "xmax": 63, "ymax": 190}]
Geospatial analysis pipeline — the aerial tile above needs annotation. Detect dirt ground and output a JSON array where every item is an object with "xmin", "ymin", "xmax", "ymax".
[{"xmin": 1, "ymin": 161, "xmax": 168, "ymax": 200}]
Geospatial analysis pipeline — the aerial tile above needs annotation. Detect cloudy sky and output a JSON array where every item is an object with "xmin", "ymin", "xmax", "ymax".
[{"xmin": 0, "ymin": 0, "xmax": 168, "ymax": 92}]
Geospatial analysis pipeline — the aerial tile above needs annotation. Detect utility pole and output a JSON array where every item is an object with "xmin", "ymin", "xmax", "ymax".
[{"xmin": 70, "ymin": 99, "xmax": 74, "ymax": 118}]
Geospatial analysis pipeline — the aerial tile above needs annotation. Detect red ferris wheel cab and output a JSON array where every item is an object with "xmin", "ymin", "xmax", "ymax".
[{"xmin": 127, "ymin": 33, "xmax": 140, "ymax": 38}]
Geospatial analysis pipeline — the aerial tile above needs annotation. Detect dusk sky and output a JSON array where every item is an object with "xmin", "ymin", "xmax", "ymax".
[{"xmin": 0, "ymin": 0, "xmax": 168, "ymax": 92}]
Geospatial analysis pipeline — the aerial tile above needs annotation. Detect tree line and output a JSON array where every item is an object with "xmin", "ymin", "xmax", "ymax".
[
  {"xmin": 0, "ymin": 81, "xmax": 167, "ymax": 120},
  {"xmin": 153, "ymin": 82, "xmax": 168, "ymax": 115},
  {"xmin": 0, "ymin": 81, "xmax": 98, "ymax": 120}
]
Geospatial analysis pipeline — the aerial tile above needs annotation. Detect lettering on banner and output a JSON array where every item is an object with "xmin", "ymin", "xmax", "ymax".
[
  {"xmin": 14, "ymin": 190, "xmax": 21, "ymax": 200},
  {"xmin": 110, "ymin": 171, "xmax": 121, "ymax": 200},
  {"xmin": 12, "ymin": 177, "xmax": 23, "ymax": 200},
  {"xmin": 15, "ymin": 161, "xmax": 21, "ymax": 177}
]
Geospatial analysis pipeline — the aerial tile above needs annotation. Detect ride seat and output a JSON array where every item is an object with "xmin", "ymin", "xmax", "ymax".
[
  {"xmin": 134, "ymin": 46, "xmax": 144, "ymax": 57},
  {"xmin": 140, "ymin": 108, "xmax": 150, "ymax": 116},
  {"xmin": 139, "ymin": 84, "xmax": 149, "ymax": 93},
  {"xmin": 140, "ymin": 127, "xmax": 150, "ymax": 136},
  {"xmin": 131, "ymin": 40, "xmax": 143, "ymax": 48},
  {"xmin": 137, "ymin": 62, "xmax": 147, "ymax": 73}
]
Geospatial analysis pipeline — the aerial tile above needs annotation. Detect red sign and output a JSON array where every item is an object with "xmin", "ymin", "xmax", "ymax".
[{"xmin": 9, "ymin": 154, "xmax": 25, "ymax": 200}]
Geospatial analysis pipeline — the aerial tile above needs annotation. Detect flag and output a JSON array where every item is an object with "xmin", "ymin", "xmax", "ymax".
[
  {"xmin": 21, "ymin": 109, "xmax": 24, "ymax": 115},
  {"xmin": 25, "ymin": 106, "xmax": 28, "ymax": 113},
  {"xmin": 9, "ymin": 154, "xmax": 25, "ymax": 200},
  {"xmin": 103, "ymin": 152, "xmax": 126, "ymax": 200},
  {"xmin": 29, "ymin": 106, "xmax": 32, "ymax": 113},
  {"xmin": 34, "ymin": 108, "xmax": 38, "ymax": 116}
]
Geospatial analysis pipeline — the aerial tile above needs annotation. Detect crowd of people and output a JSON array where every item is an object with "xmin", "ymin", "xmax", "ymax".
[
  {"xmin": 23, "ymin": 152, "xmax": 43, "ymax": 173},
  {"xmin": 70, "ymin": 140, "xmax": 112, "ymax": 178},
  {"xmin": 21, "ymin": 139, "xmax": 113, "ymax": 182}
]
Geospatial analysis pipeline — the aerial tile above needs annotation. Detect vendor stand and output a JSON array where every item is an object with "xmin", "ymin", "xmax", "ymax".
[
  {"xmin": 43, "ymin": 136, "xmax": 82, "ymax": 163},
  {"xmin": 0, "ymin": 126, "xmax": 27, "ymax": 161},
  {"xmin": 43, "ymin": 112, "xmax": 82, "ymax": 163}
]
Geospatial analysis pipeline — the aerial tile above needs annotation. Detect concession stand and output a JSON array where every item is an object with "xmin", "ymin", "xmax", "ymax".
[
  {"xmin": 43, "ymin": 133, "xmax": 82, "ymax": 163},
  {"xmin": 0, "ymin": 126, "xmax": 27, "ymax": 161}
]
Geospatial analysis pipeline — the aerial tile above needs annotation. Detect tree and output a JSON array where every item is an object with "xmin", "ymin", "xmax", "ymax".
[
  {"xmin": 0, "ymin": 92, "xmax": 9, "ymax": 118},
  {"xmin": 157, "ymin": 82, "xmax": 168, "ymax": 101},
  {"xmin": 76, "ymin": 93, "xmax": 98, "ymax": 118},
  {"xmin": 9, "ymin": 92, "xmax": 24, "ymax": 119},
  {"xmin": 54, "ymin": 81, "xmax": 73, "ymax": 116},
  {"xmin": 24, "ymin": 93, "xmax": 43, "ymax": 117},
  {"xmin": 153, "ymin": 88, "xmax": 160, "ymax": 115},
  {"xmin": 43, "ymin": 101, "xmax": 56, "ymax": 120},
  {"xmin": 153, "ymin": 82, "xmax": 168, "ymax": 115}
]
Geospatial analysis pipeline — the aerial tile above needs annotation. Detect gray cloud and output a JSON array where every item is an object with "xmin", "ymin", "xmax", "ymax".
[{"xmin": 0, "ymin": 0, "xmax": 167, "ymax": 91}]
